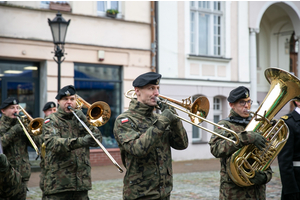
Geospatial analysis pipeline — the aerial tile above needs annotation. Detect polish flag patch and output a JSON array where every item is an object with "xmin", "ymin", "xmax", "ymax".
[
  {"xmin": 44, "ymin": 119, "xmax": 50, "ymax": 124},
  {"xmin": 121, "ymin": 118, "xmax": 129, "ymax": 123}
]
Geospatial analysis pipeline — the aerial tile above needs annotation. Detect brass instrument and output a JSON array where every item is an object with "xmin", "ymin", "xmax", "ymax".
[
  {"xmin": 227, "ymin": 67, "xmax": 300, "ymax": 187},
  {"xmin": 75, "ymin": 95, "xmax": 111, "ymax": 126},
  {"xmin": 71, "ymin": 96, "xmax": 123, "ymax": 173},
  {"xmin": 125, "ymin": 90, "xmax": 240, "ymax": 145},
  {"xmin": 16, "ymin": 105, "xmax": 44, "ymax": 155}
]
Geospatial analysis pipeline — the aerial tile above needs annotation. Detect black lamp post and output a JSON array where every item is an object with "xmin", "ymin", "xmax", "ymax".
[{"xmin": 48, "ymin": 12, "xmax": 71, "ymax": 92}]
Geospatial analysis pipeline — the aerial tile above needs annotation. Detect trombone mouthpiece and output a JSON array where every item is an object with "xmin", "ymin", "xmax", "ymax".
[{"xmin": 67, "ymin": 106, "xmax": 73, "ymax": 111}]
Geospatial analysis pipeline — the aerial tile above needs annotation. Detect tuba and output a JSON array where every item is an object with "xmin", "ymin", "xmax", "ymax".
[{"xmin": 227, "ymin": 67, "xmax": 300, "ymax": 187}]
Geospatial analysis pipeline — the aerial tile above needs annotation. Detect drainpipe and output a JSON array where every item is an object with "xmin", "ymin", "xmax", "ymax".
[{"xmin": 150, "ymin": 1, "xmax": 158, "ymax": 72}]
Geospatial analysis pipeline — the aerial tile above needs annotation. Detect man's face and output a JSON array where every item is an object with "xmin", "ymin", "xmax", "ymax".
[
  {"xmin": 44, "ymin": 107, "xmax": 57, "ymax": 117},
  {"xmin": 135, "ymin": 84, "xmax": 159, "ymax": 107},
  {"xmin": 1, "ymin": 104, "xmax": 19, "ymax": 118},
  {"xmin": 57, "ymin": 95, "xmax": 77, "ymax": 113},
  {"xmin": 229, "ymin": 97, "xmax": 252, "ymax": 118}
]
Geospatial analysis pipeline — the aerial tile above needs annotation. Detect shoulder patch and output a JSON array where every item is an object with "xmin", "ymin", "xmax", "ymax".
[
  {"xmin": 281, "ymin": 115, "xmax": 289, "ymax": 120},
  {"xmin": 121, "ymin": 118, "xmax": 129, "ymax": 124},
  {"xmin": 44, "ymin": 119, "xmax": 50, "ymax": 124},
  {"xmin": 217, "ymin": 124, "xmax": 224, "ymax": 129}
]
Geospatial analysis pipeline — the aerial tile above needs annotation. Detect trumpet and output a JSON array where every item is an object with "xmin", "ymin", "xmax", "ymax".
[
  {"xmin": 71, "ymin": 96, "xmax": 123, "ymax": 173},
  {"xmin": 125, "ymin": 89, "xmax": 240, "ymax": 145},
  {"xmin": 15, "ymin": 105, "xmax": 43, "ymax": 155}
]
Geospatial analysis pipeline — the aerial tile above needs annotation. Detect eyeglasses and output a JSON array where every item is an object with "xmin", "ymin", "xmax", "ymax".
[{"xmin": 238, "ymin": 100, "xmax": 253, "ymax": 106}]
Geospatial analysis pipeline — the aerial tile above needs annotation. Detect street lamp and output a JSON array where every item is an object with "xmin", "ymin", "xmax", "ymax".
[{"xmin": 48, "ymin": 12, "xmax": 71, "ymax": 92}]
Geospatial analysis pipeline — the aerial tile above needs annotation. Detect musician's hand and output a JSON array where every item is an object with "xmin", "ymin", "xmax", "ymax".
[
  {"xmin": 239, "ymin": 131, "xmax": 267, "ymax": 150},
  {"xmin": 78, "ymin": 134, "xmax": 94, "ymax": 147},
  {"xmin": 11, "ymin": 124, "xmax": 23, "ymax": 134},
  {"xmin": 74, "ymin": 109, "xmax": 88, "ymax": 124},
  {"xmin": 161, "ymin": 109, "xmax": 177, "ymax": 123},
  {"xmin": 0, "ymin": 154, "xmax": 9, "ymax": 172},
  {"xmin": 89, "ymin": 133, "xmax": 102, "ymax": 147},
  {"xmin": 249, "ymin": 170, "xmax": 267, "ymax": 185}
]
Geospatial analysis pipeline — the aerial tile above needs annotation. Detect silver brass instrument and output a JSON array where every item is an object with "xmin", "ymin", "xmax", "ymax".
[
  {"xmin": 125, "ymin": 90, "xmax": 240, "ymax": 145},
  {"xmin": 16, "ymin": 105, "xmax": 44, "ymax": 155},
  {"xmin": 227, "ymin": 67, "xmax": 300, "ymax": 187},
  {"xmin": 70, "ymin": 96, "xmax": 123, "ymax": 173}
]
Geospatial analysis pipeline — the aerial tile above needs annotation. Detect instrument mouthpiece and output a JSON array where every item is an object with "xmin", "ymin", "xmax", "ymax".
[{"xmin": 67, "ymin": 106, "xmax": 73, "ymax": 111}]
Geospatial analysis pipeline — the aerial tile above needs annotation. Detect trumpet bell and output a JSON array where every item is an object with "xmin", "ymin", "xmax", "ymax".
[
  {"xmin": 87, "ymin": 101, "xmax": 111, "ymax": 127},
  {"xmin": 190, "ymin": 96, "xmax": 210, "ymax": 124}
]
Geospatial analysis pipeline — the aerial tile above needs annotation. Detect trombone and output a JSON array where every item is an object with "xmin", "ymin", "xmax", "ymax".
[
  {"xmin": 15, "ymin": 105, "xmax": 44, "ymax": 155},
  {"xmin": 70, "ymin": 95, "xmax": 123, "ymax": 173},
  {"xmin": 125, "ymin": 89, "xmax": 240, "ymax": 145}
]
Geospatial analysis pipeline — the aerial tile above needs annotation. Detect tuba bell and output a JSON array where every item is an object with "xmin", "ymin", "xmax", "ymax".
[{"xmin": 227, "ymin": 67, "xmax": 300, "ymax": 187}]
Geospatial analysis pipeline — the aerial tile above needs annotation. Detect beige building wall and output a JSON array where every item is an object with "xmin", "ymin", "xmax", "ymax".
[{"xmin": 0, "ymin": 2, "xmax": 152, "ymax": 115}]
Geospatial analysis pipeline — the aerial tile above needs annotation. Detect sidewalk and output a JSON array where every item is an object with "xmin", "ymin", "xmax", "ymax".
[
  {"xmin": 28, "ymin": 158, "xmax": 221, "ymax": 188},
  {"xmin": 27, "ymin": 158, "xmax": 281, "ymax": 200}
]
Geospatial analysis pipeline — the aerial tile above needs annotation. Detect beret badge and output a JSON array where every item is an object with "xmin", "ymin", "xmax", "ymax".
[
  {"xmin": 65, "ymin": 90, "xmax": 71, "ymax": 96},
  {"xmin": 13, "ymin": 100, "xmax": 17, "ymax": 105}
]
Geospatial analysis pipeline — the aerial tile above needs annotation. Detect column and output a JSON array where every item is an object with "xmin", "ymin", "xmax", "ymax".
[{"xmin": 249, "ymin": 28, "xmax": 259, "ymax": 111}]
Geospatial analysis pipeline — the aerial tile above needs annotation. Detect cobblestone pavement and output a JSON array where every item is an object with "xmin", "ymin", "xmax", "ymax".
[{"xmin": 26, "ymin": 166, "xmax": 282, "ymax": 200}]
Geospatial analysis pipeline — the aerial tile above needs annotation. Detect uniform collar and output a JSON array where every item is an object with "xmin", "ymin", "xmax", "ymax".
[
  {"xmin": 56, "ymin": 106, "xmax": 73, "ymax": 119},
  {"xmin": 0, "ymin": 114, "xmax": 17, "ymax": 126},
  {"xmin": 129, "ymin": 98, "xmax": 155, "ymax": 117}
]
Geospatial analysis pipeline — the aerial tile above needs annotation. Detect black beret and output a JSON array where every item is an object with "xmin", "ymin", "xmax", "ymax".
[
  {"xmin": 43, "ymin": 101, "xmax": 56, "ymax": 111},
  {"xmin": 55, "ymin": 85, "xmax": 76, "ymax": 100},
  {"xmin": 133, "ymin": 72, "xmax": 162, "ymax": 87},
  {"xmin": 227, "ymin": 86, "xmax": 250, "ymax": 103},
  {"xmin": 0, "ymin": 97, "xmax": 19, "ymax": 110}
]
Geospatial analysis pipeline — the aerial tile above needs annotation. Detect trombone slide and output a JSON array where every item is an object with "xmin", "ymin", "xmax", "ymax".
[{"xmin": 68, "ymin": 107, "xmax": 123, "ymax": 173}]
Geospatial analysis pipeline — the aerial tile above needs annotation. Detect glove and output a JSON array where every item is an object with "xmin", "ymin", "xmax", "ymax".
[
  {"xmin": 11, "ymin": 124, "xmax": 23, "ymax": 134},
  {"xmin": 239, "ymin": 131, "xmax": 267, "ymax": 150},
  {"xmin": 161, "ymin": 109, "xmax": 178, "ymax": 123},
  {"xmin": 89, "ymin": 133, "xmax": 102, "ymax": 147},
  {"xmin": 158, "ymin": 97, "xmax": 178, "ymax": 114},
  {"xmin": 0, "ymin": 154, "xmax": 9, "ymax": 172},
  {"xmin": 249, "ymin": 170, "xmax": 267, "ymax": 185},
  {"xmin": 77, "ymin": 134, "xmax": 95, "ymax": 147},
  {"xmin": 285, "ymin": 192, "xmax": 300, "ymax": 200},
  {"xmin": 74, "ymin": 109, "xmax": 88, "ymax": 124}
]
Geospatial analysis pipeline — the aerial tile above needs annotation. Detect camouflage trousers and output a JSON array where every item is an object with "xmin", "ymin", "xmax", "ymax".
[
  {"xmin": 0, "ymin": 181, "xmax": 27, "ymax": 200},
  {"xmin": 44, "ymin": 191, "xmax": 89, "ymax": 200}
]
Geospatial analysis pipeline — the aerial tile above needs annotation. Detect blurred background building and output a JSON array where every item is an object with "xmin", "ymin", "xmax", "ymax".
[{"xmin": 0, "ymin": 1, "xmax": 300, "ymax": 166}]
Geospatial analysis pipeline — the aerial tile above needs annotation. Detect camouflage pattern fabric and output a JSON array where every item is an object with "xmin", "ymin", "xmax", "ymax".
[
  {"xmin": 0, "ymin": 165, "xmax": 24, "ymax": 199},
  {"xmin": 209, "ymin": 109, "xmax": 272, "ymax": 200},
  {"xmin": 42, "ymin": 107, "xmax": 101, "ymax": 195},
  {"xmin": 35, "ymin": 134, "xmax": 46, "ymax": 199},
  {"xmin": 113, "ymin": 99, "xmax": 188, "ymax": 200},
  {"xmin": 44, "ymin": 191, "xmax": 89, "ymax": 200},
  {"xmin": 0, "ymin": 115, "xmax": 36, "ymax": 199}
]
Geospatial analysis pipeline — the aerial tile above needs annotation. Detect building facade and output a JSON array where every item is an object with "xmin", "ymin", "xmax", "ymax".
[
  {"xmin": 158, "ymin": 1, "xmax": 300, "ymax": 161},
  {"xmin": 0, "ymin": 1, "xmax": 153, "ymax": 166}
]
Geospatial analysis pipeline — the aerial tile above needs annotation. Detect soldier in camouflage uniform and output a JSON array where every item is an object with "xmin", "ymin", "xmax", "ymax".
[
  {"xmin": 0, "ymin": 153, "xmax": 24, "ymax": 199},
  {"xmin": 0, "ymin": 97, "xmax": 34, "ymax": 200},
  {"xmin": 37, "ymin": 101, "xmax": 57, "ymax": 200},
  {"xmin": 42, "ymin": 85, "xmax": 102, "ymax": 200},
  {"xmin": 114, "ymin": 72, "xmax": 188, "ymax": 200},
  {"xmin": 209, "ymin": 86, "xmax": 272, "ymax": 200}
]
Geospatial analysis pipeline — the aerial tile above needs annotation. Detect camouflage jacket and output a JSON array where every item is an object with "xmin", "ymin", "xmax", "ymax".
[
  {"xmin": 113, "ymin": 99, "xmax": 188, "ymax": 200},
  {"xmin": 42, "ymin": 107, "xmax": 101, "ymax": 195},
  {"xmin": 0, "ymin": 115, "xmax": 32, "ymax": 181},
  {"xmin": 0, "ymin": 164, "xmax": 23, "ymax": 198},
  {"xmin": 209, "ymin": 109, "xmax": 272, "ymax": 200}
]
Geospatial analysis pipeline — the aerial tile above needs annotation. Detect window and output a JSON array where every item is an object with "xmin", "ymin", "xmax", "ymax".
[
  {"xmin": 190, "ymin": 1, "xmax": 223, "ymax": 56},
  {"xmin": 97, "ymin": 1, "xmax": 121, "ymax": 18},
  {"xmin": 192, "ymin": 95, "xmax": 205, "ymax": 142},
  {"xmin": 213, "ymin": 97, "xmax": 222, "ymax": 128},
  {"xmin": 74, "ymin": 63, "xmax": 122, "ymax": 148}
]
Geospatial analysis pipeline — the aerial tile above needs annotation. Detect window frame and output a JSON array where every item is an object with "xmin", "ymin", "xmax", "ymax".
[
  {"xmin": 190, "ymin": 1, "xmax": 223, "ymax": 57},
  {"xmin": 97, "ymin": 1, "xmax": 122, "ymax": 19}
]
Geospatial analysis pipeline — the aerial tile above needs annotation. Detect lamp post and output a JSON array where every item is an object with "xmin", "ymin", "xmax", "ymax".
[{"xmin": 48, "ymin": 12, "xmax": 71, "ymax": 92}]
